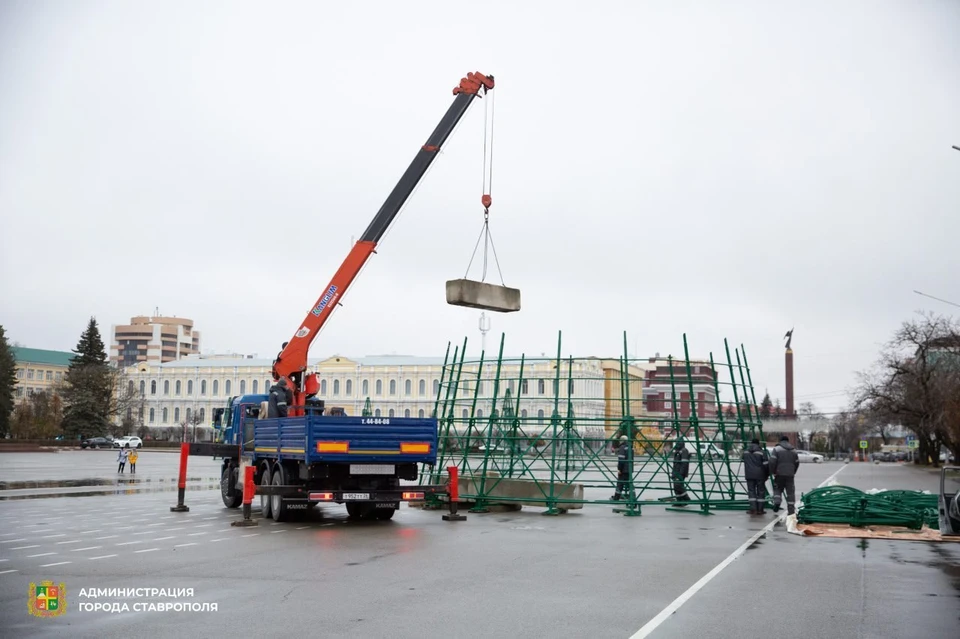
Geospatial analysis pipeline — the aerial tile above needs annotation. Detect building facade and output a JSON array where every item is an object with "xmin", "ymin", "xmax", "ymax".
[
  {"xmin": 110, "ymin": 315, "xmax": 201, "ymax": 367},
  {"xmin": 11, "ymin": 347, "xmax": 74, "ymax": 401},
  {"xmin": 641, "ymin": 357, "xmax": 720, "ymax": 423}
]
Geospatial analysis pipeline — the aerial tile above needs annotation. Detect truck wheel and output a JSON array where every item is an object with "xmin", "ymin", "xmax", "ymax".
[
  {"xmin": 375, "ymin": 508, "xmax": 396, "ymax": 521},
  {"xmin": 221, "ymin": 466, "xmax": 242, "ymax": 509},
  {"xmin": 271, "ymin": 468, "xmax": 288, "ymax": 522},
  {"xmin": 259, "ymin": 465, "xmax": 272, "ymax": 519},
  {"xmin": 346, "ymin": 503, "xmax": 362, "ymax": 520}
]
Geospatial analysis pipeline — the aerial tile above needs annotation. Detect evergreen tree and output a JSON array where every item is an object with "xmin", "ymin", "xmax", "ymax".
[
  {"xmin": 759, "ymin": 392, "xmax": 773, "ymax": 420},
  {"xmin": 61, "ymin": 317, "xmax": 112, "ymax": 438},
  {"xmin": 0, "ymin": 325, "xmax": 17, "ymax": 438}
]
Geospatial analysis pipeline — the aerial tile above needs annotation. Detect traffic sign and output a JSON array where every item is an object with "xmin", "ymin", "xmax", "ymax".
[
  {"xmin": 906, "ymin": 435, "xmax": 915, "ymax": 442},
  {"xmin": 859, "ymin": 440, "xmax": 868, "ymax": 449},
  {"xmin": 908, "ymin": 440, "xmax": 919, "ymax": 449}
]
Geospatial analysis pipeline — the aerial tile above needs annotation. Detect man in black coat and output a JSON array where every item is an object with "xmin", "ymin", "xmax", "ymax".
[
  {"xmin": 267, "ymin": 378, "xmax": 293, "ymax": 418},
  {"xmin": 769, "ymin": 435, "xmax": 800, "ymax": 515},
  {"xmin": 742, "ymin": 439, "xmax": 768, "ymax": 515},
  {"xmin": 671, "ymin": 440, "xmax": 691, "ymax": 503},
  {"xmin": 611, "ymin": 435, "xmax": 633, "ymax": 501}
]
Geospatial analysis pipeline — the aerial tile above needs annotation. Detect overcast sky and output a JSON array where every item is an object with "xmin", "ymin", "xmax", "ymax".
[{"xmin": 1, "ymin": 0, "xmax": 958, "ymax": 415}]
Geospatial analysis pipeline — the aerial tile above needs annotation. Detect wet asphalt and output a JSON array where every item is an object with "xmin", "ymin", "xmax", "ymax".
[{"xmin": 0, "ymin": 454, "xmax": 958, "ymax": 638}]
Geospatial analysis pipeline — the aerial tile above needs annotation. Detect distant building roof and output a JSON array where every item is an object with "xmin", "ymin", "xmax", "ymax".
[
  {"xmin": 151, "ymin": 353, "xmax": 541, "ymax": 369},
  {"xmin": 12, "ymin": 347, "xmax": 75, "ymax": 367}
]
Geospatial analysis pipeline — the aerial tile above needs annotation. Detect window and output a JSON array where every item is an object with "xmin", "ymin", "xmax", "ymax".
[
  {"xmin": 55, "ymin": 371, "xmax": 62, "ymax": 382},
  {"xmin": 162, "ymin": 407, "xmax": 168, "ymax": 423},
  {"xmin": 462, "ymin": 408, "xmax": 468, "ymax": 418},
  {"xmin": 346, "ymin": 379, "xmax": 353, "ymax": 396},
  {"xmin": 362, "ymin": 379, "xmax": 369, "ymax": 396},
  {"xmin": 538, "ymin": 409, "xmax": 545, "ymax": 421},
  {"xmin": 333, "ymin": 380, "xmax": 340, "ymax": 395},
  {"xmin": 126, "ymin": 407, "xmax": 132, "ymax": 420},
  {"xmin": 240, "ymin": 380, "xmax": 246, "ymax": 394},
  {"xmin": 186, "ymin": 408, "xmax": 192, "ymax": 422},
  {"xmin": 16, "ymin": 369, "xmax": 23, "ymax": 379},
  {"xmin": 321, "ymin": 379, "xmax": 327, "ymax": 395},
  {"xmin": 46, "ymin": 370, "xmax": 53, "ymax": 381},
  {"xmin": 404, "ymin": 409, "xmax": 410, "ymax": 418},
  {"xmin": 174, "ymin": 407, "xmax": 180, "ymax": 423},
  {"xmin": 213, "ymin": 380, "xmax": 219, "ymax": 396},
  {"xmin": 252, "ymin": 380, "xmax": 258, "ymax": 394},
  {"xmin": 151, "ymin": 380, "xmax": 157, "ymax": 395},
  {"xmin": 521, "ymin": 409, "xmax": 528, "ymax": 418},
  {"xmin": 128, "ymin": 380, "xmax": 135, "ymax": 395},
  {"xmin": 164, "ymin": 380, "xmax": 170, "ymax": 395},
  {"xmin": 538, "ymin": 379, "xmax": 545, "ymax": 395},
  {"xmin": 15, "ymin": 387, "xmax": 23, "ymax": 398},
  {"xmin": 508, "ymin": 379, "xmax": 515, "ymax": 394},
  {"xmin": 225, "ymin": 380, "xmax": 231, "ymax": 395},
  {"xmin": 375, "ymin": 380, "xmax": 382, "ymax": 395},
  {"xmin": 187, "ymin": 380, "xmax": 193, "ymax": 395},
  {"xmin": 265, "ymin": 380, "xmax": 271, "ymax": 392},
  {"xmin": 27, "ymin": 369, "xmax": 34, "ymax": 380},
  {"xmin": 140, "ymin": 380, "xmax": 146, "ymax": 396},
  {"xmin": 176, "ymin": 380, "xmax": 182, "ymax": 395},
  {"xmin": 389, "ymin": 380, "xmax": 396, "ymax": 395},
  {"xmin": 477, "ymin": 381, "xmax": 484, "ymax": 395},
  {"xmin": 477, "ymin": 409, "xmax": 483, "ymax": 418},
  {"xmin": 404, "ymin": 379, "xmax": 411, "ymax": 396},
  {"xmin": 201, "ymin": 380, "xmax": 207, "ymax": 395},
  {"xmin": 433, "ymin": 380, "xmax": 440, "ymax": 395},
  {"xmin": 149, "ymin": 408, "xmax": 155, "ymax": 423},
  {"xmin": 388, "ymin": 409, "xmax": 395, "ymax": 418},
  {"xmin": 419, "ymin": 379, "xmax": 426, "ymax": 395},
  {"xmin": 200, "ymin": 408, "xmax": 205, "ymax": 422},
  {"xmin": 418, "ymin": 409, "xmax": 425, "ymax": 418},
  {"xmin": 375, "ymin": 408, "xmax": 381, "ymax": 417}
]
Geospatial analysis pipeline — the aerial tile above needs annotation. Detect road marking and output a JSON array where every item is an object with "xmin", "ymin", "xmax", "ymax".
[
  {"xmin": 295, "ymin": 526, "xmax": 310, "ymax": 530},
  {"xmin": 132, "ymin": 531, "xmax": 155, "ymax": 535},
  {"xmin": 174, "ymin": 542, "xmax": 197, "ymax": 548},
  {"xmin": 94, "ymin": 535, "xmax": 118, "ymax": 540},
  {"xmin": 270, "ymin": 530, "xmax": 286, "ymax": 534},
  {"xmin": 56, "ymin": 540, "xmax": 83, "ymax": 545},
  {"xmin": 629, "ymin": 464, "xmax": 847, "ymax": 639},
  {"xmin": 209, "ymin": 538, "xmax": 227, "ymax": 542},
  {"xmin": 27, "ymin": 552, "xmax": 57, "ymax": 558},
  {"xmin": 187, "ymin": 532, "xmax": 207, "ymax": 537},
  {"xmin": 89, "ymin": 554, "xmax": 117, "ymax": 560},
  {"xmin": 166, "ymin": 528, "xmax": 185, "ymax": 532},
  {"xmin": 202, "ymin": 516, "xmax": 219, "ymax": 520},
  {"xmin": 40, "ymin": 561, "xmax": 72, "ymax": 567},
  {"xmin": 193, "ymin": 523, "xmax": 214, "ymax": 528},
  {"xmin": 0, "ymin": 533, "xmax": 18, "ymax": 537},
  {"xmin": 11, "ymin": 545, "xmax": 41, "ymax": 550},
  {"xmin": 41, "ymin": 534, "xmax": 66, "ymax": 539},
  {"xmin": 116, "ymin": 541, "xmax": 144, "ymax": 546},
  {"xmin": 29, "ymin": 529, "xmax": 54, "ymax": 533},
  {"xmin": 135, "ymin": 548, "xmax": 159, "ymax": 554},
  {"xmin": 114, "ymin": 526, "xmax": 134, "ymax": 530},
  {"xmin": 153, "ymin": 536, "xmax": 175, "ymax": 541},
  {"xmin": 241, "ymin": 533, "xmax": 259, "ymax": 538},
  {"xmin": 78, "ymin": 530, "xmax": 103, "ymax": 534},
  {"xmin": 0, "ymin": 569, "xmax": 18, "ymax": 575},
  {"xmin": 146, "ymin": 523, "xmax": 165, "ymax": 527},
  {"xmin": 72, "ymin": 546, "xmax": 102, "ymax": 552},
  {"xmin": 0, "ymin": 539, "xmax": 26, "ymax": 544}
]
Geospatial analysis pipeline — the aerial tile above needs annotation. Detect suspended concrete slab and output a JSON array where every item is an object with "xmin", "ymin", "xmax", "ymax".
[{"xmin": 445, "ymin": 279, "xmax": 521, "ymax": 313}]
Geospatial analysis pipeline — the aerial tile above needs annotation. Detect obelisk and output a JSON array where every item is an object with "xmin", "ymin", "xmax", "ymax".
[{"xmin": 784, "ymin": 328, "xmax": 795, "ymax": 417}]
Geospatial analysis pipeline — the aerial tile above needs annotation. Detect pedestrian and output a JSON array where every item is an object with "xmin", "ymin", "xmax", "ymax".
[
  {"xmin": 128, "ymin": 448, "xmax": 139, "ymax": 474},
  {"xmin": 610, "ymin": 435, "xmax": 632, "ymax": 501},
  {"xmin": 769, "ymin": 435, "xmax": 800, "ymax": 515},
  {"xmin": 267, "ymin": 378, "xmax": 293, "ymax": 418},
  {"xmin": 117, "ymin": 447, "xmax": 128, "ymax": 474},
  {"xmin": 671, "ymin": 439, "xmax": 691, "ymax": 503},
  {"xmin": 742, "ymin": 438, "xmax": 768, "ymax": 515}
]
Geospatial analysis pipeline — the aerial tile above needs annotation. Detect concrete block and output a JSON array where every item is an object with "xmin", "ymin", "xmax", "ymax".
[
  {"xmin": 458, "ymin": 475, "xmax": 583, "ymax": 510},
  {"xmin": 446, "ymin": 279, "xmax": 521, "ymax": 313}
]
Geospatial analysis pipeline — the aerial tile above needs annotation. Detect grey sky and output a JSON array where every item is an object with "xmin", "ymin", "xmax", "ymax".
[{"xmin": 1, "ymin": 0, "xmax": 958, "ymax": 415}]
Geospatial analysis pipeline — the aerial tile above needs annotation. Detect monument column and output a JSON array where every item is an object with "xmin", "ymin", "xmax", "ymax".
[{"xmin": 784, "ymin": 328, "xmax": 795, "ymax": 417}]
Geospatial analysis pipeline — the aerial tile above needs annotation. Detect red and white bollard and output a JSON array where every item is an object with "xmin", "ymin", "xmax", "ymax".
[
  {"xmin": 170, "ymin": 443, "xmax": 190, "ymax": 512},
  {"xmin": 442, "ymin": 465, "xmax": 467, "ymax": 522},
  {"xmin": 232, "ymin": 465, "xmax": 258, "ymax": 527}
]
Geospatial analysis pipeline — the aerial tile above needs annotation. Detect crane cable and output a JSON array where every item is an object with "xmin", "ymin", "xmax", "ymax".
[{"xmin": 463, "ymin": 86, "xmax": 507, "ymax": 286}]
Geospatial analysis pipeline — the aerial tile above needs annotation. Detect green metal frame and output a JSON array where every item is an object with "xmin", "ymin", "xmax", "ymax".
[{"xmin": 419, "ymin": 331, "xmax": 768, "ymax": 516}]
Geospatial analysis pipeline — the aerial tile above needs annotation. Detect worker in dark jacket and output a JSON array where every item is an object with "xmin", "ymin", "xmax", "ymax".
[
  {"xmin": 267, "ymin": 378, "xmax": 293, "ymax": 418},
  {"xmin": 768, "ymin": 436, "xmax": 800, "ymax": 515},
  {"xmin": 671, "ymin": 440, "xmax": 691, "ymax": 503},
  {"xmin": 742, "ymin": 439, "xmax": 768, "ymax": 515},
  {"xmin": 611, "ymin": 435, "xmax": 633, "ymax": 500}
]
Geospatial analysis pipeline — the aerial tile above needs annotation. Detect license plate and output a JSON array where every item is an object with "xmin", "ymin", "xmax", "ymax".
[
  {"xmin": 341, "ymin": 493, "xmax": 370, "ymax": 500},
  {"xmin": 350, "ymin": 464, "xmax": 395, "ymax": 475}
]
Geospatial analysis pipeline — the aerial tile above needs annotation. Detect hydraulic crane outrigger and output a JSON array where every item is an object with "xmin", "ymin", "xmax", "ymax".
[{"xmin": 271, "ymin": 71, "xmax": 496, "ymax": 416}]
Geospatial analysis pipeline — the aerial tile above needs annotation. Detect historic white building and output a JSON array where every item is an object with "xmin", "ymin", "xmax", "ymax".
[{"xmin": 119, "ymin": 353, "xmax": 607, "ymax": 433}]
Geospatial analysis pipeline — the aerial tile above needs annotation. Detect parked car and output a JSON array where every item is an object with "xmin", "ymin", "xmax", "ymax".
[
  {"xmin": 112, "ymin": 436, "xmax": 143, "ymax": 449},
  {"xmin": 81, "ymin": 436, "xmax": 112, "ymax": 449},
  {"xmin": 696, "ymin": 443, "xmax": 726, "ymax": 460},
  {"xmin": 796, "ymin": 450, "xmax": 824, "ymax": 463}
]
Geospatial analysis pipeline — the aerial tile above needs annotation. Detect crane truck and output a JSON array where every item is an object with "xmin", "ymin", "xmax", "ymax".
[{"xmin": 186, "ymin": 71, "xmax": 496, "ymax": 522}]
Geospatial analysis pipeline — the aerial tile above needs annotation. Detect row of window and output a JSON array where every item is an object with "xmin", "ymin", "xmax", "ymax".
[
  {"xmin": 16, "ymin": 369, "xmax": 62, "ymax": 382},
  {"xmin": 365, "ymin": 407, "xmax": 556, "ymax": 420},
  {"xmin": 128, "ymin": 405, "xmax": 208, "ymax": 425}
]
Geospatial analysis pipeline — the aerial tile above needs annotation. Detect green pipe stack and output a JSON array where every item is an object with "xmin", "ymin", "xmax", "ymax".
[{"xmin": 797, "ymin": 486, "xmax": 939, "ymax": 530}]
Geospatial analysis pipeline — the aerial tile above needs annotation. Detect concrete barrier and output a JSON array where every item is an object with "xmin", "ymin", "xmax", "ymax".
[{"xmin": 458, "ymin": 472, "xmax": 584, "ymax": 511}]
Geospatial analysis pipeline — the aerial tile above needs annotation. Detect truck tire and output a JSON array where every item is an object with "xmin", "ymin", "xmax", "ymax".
[
  {"xmin": 375, "ymin": 508, "xmax": 396, "ymax": 521},
  {"xmin": 271, "ymin": 468, "xmax": 288, "ymax": 522},
  {"xmin": 259, "ymin": 465, "xmax": 272, "ymax": 519},
  {"xmin": 221, "ymin": 466, "xmax": 242, "ymax": 509},
  {"xmin": 346, "ymin": 503, "xmax": 363, "ymax": 520}
]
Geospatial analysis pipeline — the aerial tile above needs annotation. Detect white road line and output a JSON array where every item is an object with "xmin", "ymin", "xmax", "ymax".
[
  {"xmin": 193, "ymin": 523, "xmax": 214, "ymax": 528},
  {"xmin": 41, "ymin": 534, "xmax": 66, "ymax": 539},
  {"xmin": 0, "ymin": 559, "xmax": 8, "ymax": 562},
  {"xmin": 0, "ymin": 539, "xmax": 26, "ymax": 544},
  {"xmin": 241, "ymin": 533, "xmax": 259, "ymax": 538},
  {"xmin": 71, "ymin": 546, "xmax": 102, "ymax": 552},
  {"xmin": 153, "ymin": 536, "xmax": 175, "ymax": 541},
  {"xmin": 114, "ymin": 526, "xmax": 134, "ymax": 530},
  {"xmin": 0, "ymin": 533, "xmax": 19, "ymax": 537},
  {"xmin": 201, "ymin": 516, "xmax": 219, "ymax": 520},
  {"xmin": 89, "ymin": 554, "xmax": 117, "ymax": 560},
  {"xmin": 166, "ymin": 528, "xmax": 185, "ymax": 532},
  {"xmin": 116, "ymin": 541, "xmax": 144, "ymax": 546},
  {"xmin": 29, "ymin": 529, "xmax": 54, "ymax": 533},
  {"xmin": 132, "ymin": 531, "xmax": 155, "ymax": 535},
  {"xmin": 94, "ymin": 535, "xmax": 118, "ymax": 540},
  {"xmin": 174, "ymin": 542, "xmax": 197, "ymax": 548},
  {"xmin": 209, "ymin": 538, "xmax": 227, "ymax": 542},
  {"xmin": 146, "ymin": 523, "xmax": 164, "ymax": 527},
  {"xmin": 295, "ymin": 526, "xmax": 310, "ymax": 530},
  {"xmin": 56, "ymin": 540, "xmax": 82, "ymax": 545},
  {"xmin": 11, "ymin": 545, "xmax": 41, "ymax": 550},
  {"xmin": 270, "ymin": 530, "xmax": 286, "ymax": 534},
  {"xmin": 40, "ymin": 561, "xmax": 72, "ymax": 567},
  {"xmin": 27, "ymin": 552, "xmax": 57, "ymax": 558},
  {"xmin": 0, "ymin": 569, "xmax": 18, "ymax": 575},
  {"xmin": 135, "ymin": 548, "xmax": 159, "ymax": 554},
  {"xmin": 78, "ymin": 530, "xmax": 103, "ymax": 534},
  {"xmin": 629, "ymin": 464, "xmax": 847, "ymax": 639},
  {"xmin": 187, "ymin": 532, "xmax": 207, "ymax": 537}
]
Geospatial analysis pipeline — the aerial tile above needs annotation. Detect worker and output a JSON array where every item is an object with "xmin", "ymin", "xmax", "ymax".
[
  {"xmin": 611, "ymin": 435, "xmax": 632, "ymax": 501},
  {"xmin": 768, "ymin": 435, "xmax": 800, "ymax": 515},
  {"xmin": 671, "ymin": 439, "xmax": 691, "ymax": 503},
  {"xmin": 267, "ymin": 378, "xmax": 293, "ymax": 418},
  {"xmin": 742, "ymin": 438, "xmax": 768, "ymax": 514}
]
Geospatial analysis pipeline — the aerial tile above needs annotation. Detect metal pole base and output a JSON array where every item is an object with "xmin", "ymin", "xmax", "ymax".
[
  {"xmin": 232, "ymin": 503, "xmax": 258, "ymax": 526},
  {"xmin": 170, "ymin": 505, "xmax": 190, "ymax": 513},
  {"xmin": 442, "ymin": 513, "xmax": 467, "ymax": 521}
]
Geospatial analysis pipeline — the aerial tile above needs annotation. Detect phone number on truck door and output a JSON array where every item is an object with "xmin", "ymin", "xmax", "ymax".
[{"xmin": 361, "ymin": 418, "xmax": 390, "ymax": 425}]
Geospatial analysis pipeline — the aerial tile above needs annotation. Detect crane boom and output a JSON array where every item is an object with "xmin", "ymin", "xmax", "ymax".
[{"xmin": 272, "ymin": 71, "xmax": 495, "ymax": 412}]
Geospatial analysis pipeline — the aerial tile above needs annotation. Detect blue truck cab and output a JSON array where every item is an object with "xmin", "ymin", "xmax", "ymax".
[{"xmin": 211, "ymin": 395, "xmax": 440, "ymax": 522}]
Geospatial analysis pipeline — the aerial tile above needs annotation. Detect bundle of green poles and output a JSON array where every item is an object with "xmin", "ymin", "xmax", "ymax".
[{"xmin": 797, "ymin": 486, "xmax": 939, "ymax": 530}]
